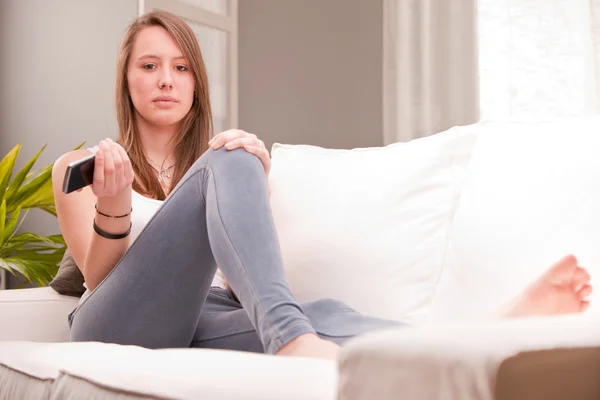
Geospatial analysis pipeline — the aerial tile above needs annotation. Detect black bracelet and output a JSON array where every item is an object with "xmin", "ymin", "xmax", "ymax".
[{"xmin": 93, "ymin": 219, "xmax": 132, "ymax": 240}]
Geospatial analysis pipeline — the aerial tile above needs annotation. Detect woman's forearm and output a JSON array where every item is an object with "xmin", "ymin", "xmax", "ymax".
[{"xmin": 83, "ymin": 188, "xmax": 133, "ymax": 290}]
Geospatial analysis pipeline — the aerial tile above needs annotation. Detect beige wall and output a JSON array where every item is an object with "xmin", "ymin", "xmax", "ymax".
[
  {"xmin": 0, "ymin": 0, "xmax": 137, "ymax": 287},
  {"xmin": 0, "ymin": 0, "xmax": 137, "ymax": 232},
  {"xmin": 238, "ymin": 0, "xmax": 384, "ymax": 150}
]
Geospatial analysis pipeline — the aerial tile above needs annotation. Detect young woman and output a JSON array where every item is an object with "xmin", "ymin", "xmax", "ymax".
[{"xmin": 52, "ymin": 10, "xmax": 593, "ymax": 360}]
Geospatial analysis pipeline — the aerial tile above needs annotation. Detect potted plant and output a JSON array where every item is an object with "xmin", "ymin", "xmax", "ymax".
[{"xmin": 0, "ymin": 144, "xmax": 67, "ymax": 287}]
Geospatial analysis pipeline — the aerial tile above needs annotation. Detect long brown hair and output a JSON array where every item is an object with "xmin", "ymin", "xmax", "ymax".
[{"xmin": 115, "ymin": 10, "xmax": 212, "ymax": 200}]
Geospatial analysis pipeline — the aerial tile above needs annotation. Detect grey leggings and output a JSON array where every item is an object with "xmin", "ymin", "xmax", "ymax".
[{"xmin": 69, "ymin": 148, "xmax": 401, "ymax": 354}]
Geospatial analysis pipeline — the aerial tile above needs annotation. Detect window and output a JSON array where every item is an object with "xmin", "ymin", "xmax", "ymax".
[{"xmin": 478, "ymin": 0, "xmax": 600, "ymax": 120}]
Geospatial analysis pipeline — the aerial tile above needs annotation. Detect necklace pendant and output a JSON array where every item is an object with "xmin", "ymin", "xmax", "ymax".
[{"xmin": 158, "ymin": 169, "xmax": 171, "ymax": 182}]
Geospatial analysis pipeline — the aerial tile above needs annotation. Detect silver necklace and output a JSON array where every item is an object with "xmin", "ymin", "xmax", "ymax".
[
  {"xmin": 147, "ymin": 159, "xmax": 175, "ymax": 182},
  {"xmin": 153, "ymin": 164, "xmax": 175, "ymax": 182}
]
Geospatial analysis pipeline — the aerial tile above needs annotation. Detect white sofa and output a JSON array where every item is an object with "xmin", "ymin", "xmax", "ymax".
[{"xmin": 2, "ymin": 118, "xmax": 600, "ymax": 399}]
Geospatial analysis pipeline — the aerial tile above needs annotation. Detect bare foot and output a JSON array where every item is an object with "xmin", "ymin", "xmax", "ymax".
[
  {"xmin": 275, "ymin": 333, "xmax": 341, "ymax": 361},
  {"xmin": 503, "ymin": 255, "xmax": 593, "ymax": 318}
]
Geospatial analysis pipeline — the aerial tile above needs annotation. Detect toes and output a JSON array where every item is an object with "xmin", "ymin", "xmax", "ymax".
[
  {"xmin": 560, "ymin": 254, "xmax": 578, "ymax": 265},
  {"xmin": 544, "ymin": 254, "xmax": 579, "ymax": 283},
  {"xmin": 580, "ymin": 300, "xmax": 590, "ymax": 312},
  {"xmin": 577, "ymin": 284, "xmax": 593, "ymax": 300},
  {"xmin": 573, "ymin": 267, "xmax": 591, "ymax": 287}
]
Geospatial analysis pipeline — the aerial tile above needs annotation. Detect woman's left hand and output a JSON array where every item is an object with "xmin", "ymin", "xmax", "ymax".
[{"xmin": 209, "ymin": 129, "xmax": 271, "ymax": 176}]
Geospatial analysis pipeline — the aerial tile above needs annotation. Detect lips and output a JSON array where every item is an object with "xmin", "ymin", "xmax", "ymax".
[
  {"xmin": 152, "ymin": 95, "xmax": 178, "ymax": 109},
  {"xmin": 153, "ymin": 95, "xmax": 178, "ymax": 103}
]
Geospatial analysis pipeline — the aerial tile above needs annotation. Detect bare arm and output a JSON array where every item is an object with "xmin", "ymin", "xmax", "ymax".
[{"xmin": 52, "ymin": 140, "xmax": 133, "ymax": 291}]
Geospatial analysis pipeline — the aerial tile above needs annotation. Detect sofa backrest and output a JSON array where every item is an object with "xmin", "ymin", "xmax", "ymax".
[{"xmin": 269, "ymin": 125, "xmax": 478, "ymax": 325}]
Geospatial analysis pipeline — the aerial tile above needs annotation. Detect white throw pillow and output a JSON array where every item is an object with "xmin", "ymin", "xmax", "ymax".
[
  {"xmin": 430, "ymin": 118, "xmax": 600, "ymax": 321},
  {"xmin": 268, "ymin": 127, "xmax": 478, "ymax": 324}
]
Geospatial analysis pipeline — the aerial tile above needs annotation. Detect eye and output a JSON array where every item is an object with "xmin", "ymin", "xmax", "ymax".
[
  {"xmin": 176, "ymin": 65, "xmax": 188, "ymax": 72},
  {"xmin": 142, "ymin": 63, "xmax": 157, "ymax": 70}
]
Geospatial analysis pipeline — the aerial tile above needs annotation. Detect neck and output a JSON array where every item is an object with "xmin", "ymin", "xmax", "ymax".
[{"xmin": 136, "ymin": 113, "xmax": 178, "ymax": 167}]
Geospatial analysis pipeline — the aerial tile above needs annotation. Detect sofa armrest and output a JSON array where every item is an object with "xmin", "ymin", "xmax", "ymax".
[
  {"xmin": 337, "ymin": 314, "xmax": 600, "ymax": 400},
  {"xmin": 495, "ymin": 346, "xmax": 600, "ymax": 400},
  {"xmin": 0, "ymin": 287, "xmax": 79, "ymax": 342}
]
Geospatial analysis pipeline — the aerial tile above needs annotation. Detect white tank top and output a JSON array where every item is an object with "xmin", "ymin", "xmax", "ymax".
[
  {"xmin": 80, "ymin": 191, "xmax": 227, "ymax": 303},
  {"xmin": 130, "ymin": 191, "xmax": 227, "ymax": 289}
]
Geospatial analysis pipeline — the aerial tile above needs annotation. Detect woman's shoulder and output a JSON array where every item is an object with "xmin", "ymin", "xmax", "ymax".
[
  {"xmin": 52, "ymin": 149, "xmax": 93, "ymax": 176},
  {"xmin": 51, "ymin": 149, "xmax": 95, "ymax": 194},
  {"xmin": 53, "ymin": 148, "xmax": 92, "ymax": 167}
]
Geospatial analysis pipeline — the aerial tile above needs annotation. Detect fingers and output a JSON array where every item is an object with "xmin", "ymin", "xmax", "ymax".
[
  {"xmin": 207, "ymin": 129, "xmax": 269, "ymax": 176},
  {"xmin": 224, "ymin": 136, "xmax": 263, "ymax": 150},
  {"xmin": 92, "ymin": 138, "xmax": 133, "ymax": 197},
  {"xmin": 93, "ymin": 145, "xmax": 106, "ymax": 190},
  {"xmin": 212, "ymin": 129, "xmax": 271, "ymax": 175},
  {"xmin": 118, "ymin": 145, "xmax": 134, "ymax": 185},
  {"xmin": 243, "ymin": 144, "xmax": 271, "ymax": 175},
  {"xmin": 209, "ymin": 129, "xmax": 256, "ymax": 150},
  {"xmin": 243, "ymin": 143, "xmax": 267, "ymax": 155},
  {"xmin": 102, "ymin": 140, "xmax": 116, "ymax": 192},
  {"xmin": 108, "ymin": 139, "xmax": 124, "ymax": 184}
]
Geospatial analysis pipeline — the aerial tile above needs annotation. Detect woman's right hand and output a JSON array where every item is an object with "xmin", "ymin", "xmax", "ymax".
[
  {"xmin": 52, "ymin": 139, "xmax": 134, "ymax": 290},
  {"xmin": 90, "ymin": 138, "xmax": 134, "ymax": 198}
]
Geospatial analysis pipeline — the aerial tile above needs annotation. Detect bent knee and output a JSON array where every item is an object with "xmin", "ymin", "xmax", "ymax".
[{"xmin": 193, "ymin": 147, "xmax": 263, "ymax": 176}]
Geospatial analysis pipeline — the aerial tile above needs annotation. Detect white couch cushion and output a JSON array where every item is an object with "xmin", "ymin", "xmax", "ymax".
[
  {"xmin": 431, "ymin": 118, "xmax": 600, "ymax": 321},
  {"xmin": 269, "ymin": 127, "xmax": 478, "ymax": 324},
  {"xmin": 0, "ymin": 341, "xmax": 337, "ymax": 400},
  {"xmin": 0, "ymin": 287, "xmax": 79, "ymax": 342}
]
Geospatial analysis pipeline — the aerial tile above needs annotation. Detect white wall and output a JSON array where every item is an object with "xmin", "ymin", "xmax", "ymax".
[
  {"xmin": 238, "ymin": 0, "xmax": 384, "ymax": 150},
  {"xmin": 0, "ymin": 0, "xmax": 138, "ymax": 287}
]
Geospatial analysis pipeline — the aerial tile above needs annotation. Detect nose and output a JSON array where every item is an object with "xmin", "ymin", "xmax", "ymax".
[{"xmin": 158, "ymin": 69, "xmax": 173, "ymax": 89}]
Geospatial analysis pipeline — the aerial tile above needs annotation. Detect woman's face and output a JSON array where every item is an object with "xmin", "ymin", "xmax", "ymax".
[{"xmin": 127, "ymin": 26, "xmax": 195, "ymax": 128}]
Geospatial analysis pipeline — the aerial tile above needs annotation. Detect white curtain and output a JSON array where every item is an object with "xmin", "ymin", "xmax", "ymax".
[
  {"xmin": 383, "ymin": 0, "xmax": 480, "ymax": 144},
  {"xmin": 385, "ymin": 0, "xmax": 600, "ymax": 144},
  {"xmin": 478, "ymin": 0, "xmax": 600, "ymax": 121}
]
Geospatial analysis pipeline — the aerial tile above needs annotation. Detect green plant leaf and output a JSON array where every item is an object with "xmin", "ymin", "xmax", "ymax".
[
  {"xmin": 4, "ymin": 232, "xmax": 65, "ymax": 246},
  {"xmin": 0, "ymin": 232, "xmax": 64, "ymax": 257},
  {"xmin": 0, "ymin": 200, "xmax": 5, "ymax": 247},
  {"xmin": 7, "ymin": 164, "xmax": 53, "ymax": 213},
  {"xmin": 0, "ymin": 245, "xmax": 63, "ymax": 257},
  {"xmin": 4, "ymin": 206, "xmax": 22, "ymax": 243},
  {"xmin": 0, "ymin": 258, "xmax": 59, "ymax": 287},
  {"xmin": 0, "ymin": 143, "xmax": 82, "ymax": 286},
  {"xmin": 7, "ymin": 248, "xmax": 64, "ymax": 263},
  {"xmin": 0, "ymin": 240, "xmax": 65, "ymax": 286},
  {"xmin": 4, "ymin": 145, "xmax": 46, "ymax": 203},
  {"xmin": 7, "ymin": 208, "xmax": 27, "ymax": 240},
  {"xmin": 46, "ymin": 234, "xmax": 66, "ymax": 245},
  {"xmin": 0, "ymin": 144, "xmax": 20, "ymax": 204},
  {"xmin": 0, "ymin": 258, "xmax": 15, "ymax": 275}
]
